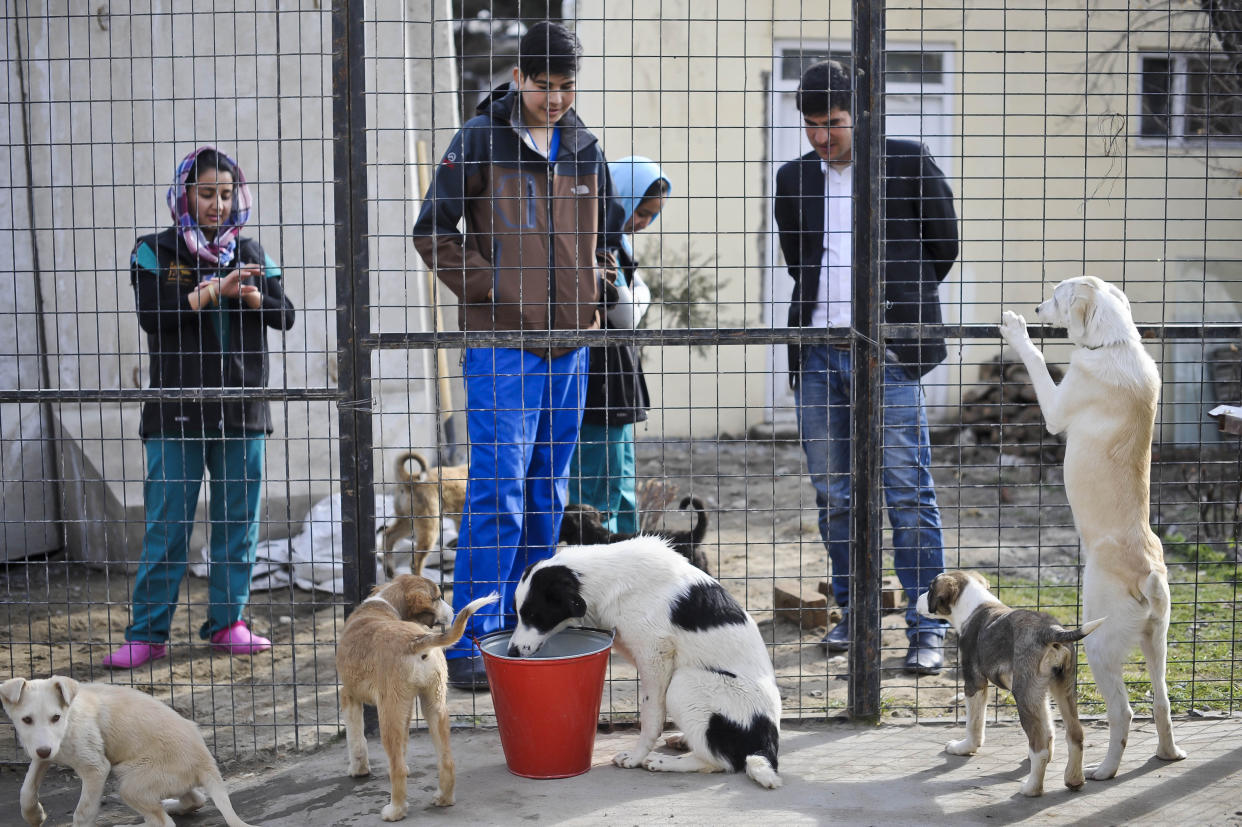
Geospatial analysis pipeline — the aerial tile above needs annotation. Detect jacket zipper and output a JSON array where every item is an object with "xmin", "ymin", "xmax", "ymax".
[{"xmin": 546, "ymin": 163, "xmax": 556, "ymax": 334}]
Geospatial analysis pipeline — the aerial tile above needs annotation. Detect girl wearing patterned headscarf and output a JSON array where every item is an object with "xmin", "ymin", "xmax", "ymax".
[{"xmin": 104, "ymin": 146, "xmax": 296, "ymax": 669}]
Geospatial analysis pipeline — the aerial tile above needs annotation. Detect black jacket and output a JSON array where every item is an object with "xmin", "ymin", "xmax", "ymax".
[
  {"xmin": 131, "ymin": 227, "xmax": 295, "ymax": 438},
  {"xmin": 583, "ymin": 243, "xmax": 650, "ymax": 427},
  {"xmin": 774, "ymin": 140, "xmax": 959, "ymax": 385}
]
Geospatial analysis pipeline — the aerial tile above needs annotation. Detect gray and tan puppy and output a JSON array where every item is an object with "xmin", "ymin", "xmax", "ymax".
[
  {"xmin": 917, "ymin": 570, "xmax": 1105, "ymax": 797},
  {"xmin": 1, "ymin": 676, "xmax": 256, "ymax": 827}
]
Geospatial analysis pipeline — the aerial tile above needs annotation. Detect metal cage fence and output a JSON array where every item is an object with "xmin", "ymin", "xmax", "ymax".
[{"xmin": 2, "ymin": 0, "xmax": 1240, "ymax": 766}]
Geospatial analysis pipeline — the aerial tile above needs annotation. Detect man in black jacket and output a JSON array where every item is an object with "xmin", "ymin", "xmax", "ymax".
[{"xmin": 774, "ymin": 59, "xmax": 958, "ymax": 674}]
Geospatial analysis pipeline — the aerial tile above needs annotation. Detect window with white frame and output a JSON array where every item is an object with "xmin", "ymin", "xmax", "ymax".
[{"xmin": 1139, "ymin": 52, "xmax": 1242, "ymax": 140}]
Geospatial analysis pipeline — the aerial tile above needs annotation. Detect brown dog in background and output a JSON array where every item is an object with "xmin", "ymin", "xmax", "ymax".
[
  {"xmin": 337, "ymin": 574, "xmax": 496, "ymax": 822},
  {"xmin": 378, "ymin": 451, "xmax": 469, "ymax": 579}
]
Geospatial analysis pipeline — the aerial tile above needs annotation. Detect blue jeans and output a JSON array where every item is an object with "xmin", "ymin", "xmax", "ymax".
[
  {"xmin": 127, "ymin": 434, "xmax": 265, "ymax": 643},
  {"xmin": 569, "ymin": 421, "xmax": 639, "ymax": 535},
  {"xmin": 794, "ymin": 344, "xmax": 948, "ymax": 640},
  {"xmin": 449, "ymin": 346, "xmax": 588, "ymax": 659}
]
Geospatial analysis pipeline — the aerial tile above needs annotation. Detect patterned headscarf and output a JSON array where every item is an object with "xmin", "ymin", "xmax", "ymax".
[{"xmin": 166, "ymin": 145, "xmax": 251, "ymax": 267}]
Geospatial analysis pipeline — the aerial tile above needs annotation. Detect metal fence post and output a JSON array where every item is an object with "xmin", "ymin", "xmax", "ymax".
[
  {"xmin": 332, "ymin": 1, "xmax": 376, "ymax": 610},
  {"xmin": 849, "ymin": 0, "xmax": 886, "ymax": 722}
]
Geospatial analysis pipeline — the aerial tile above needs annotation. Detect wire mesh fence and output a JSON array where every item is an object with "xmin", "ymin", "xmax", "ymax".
[{"xmin": 2, "ymin": 0, "xmax": 1239, "ymax": 766}]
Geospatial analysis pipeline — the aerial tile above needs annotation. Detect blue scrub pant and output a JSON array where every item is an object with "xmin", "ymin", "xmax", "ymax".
[
  {"xmin": 794, "ymin": 344, "xmax": 948, "ymax": 640},
  {"xmin": 126, "ymin": 434, "xmax": 265, "ymax": 643},
  {"xmin": 569, "ymin": 421, "xmax": 639, "ymax": 534},
  {"xmin": 448, "ymin": 346, "xmax": 588, "ymax": 659}
]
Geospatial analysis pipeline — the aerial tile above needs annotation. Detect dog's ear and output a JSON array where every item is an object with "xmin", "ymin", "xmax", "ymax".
[
  {"xmin": 1066, "ymin": 281, "xmax": 1094, "ymax": 341},
  {"xmin": 49, "ymin": 676, "xmax": 78, "ymax": 709},
  {"xmin": 927, "ymin": 576, "xmax": 959, "ymax": 616},
  {"xmin": 0, "ymin": 677, "xmax": 26, "ymax": 707}
]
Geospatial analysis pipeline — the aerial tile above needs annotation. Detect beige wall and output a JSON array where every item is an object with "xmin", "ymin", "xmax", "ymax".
[{"xmin": 574, "ymin": 1, "xmax": 1242, "ymax": 439}]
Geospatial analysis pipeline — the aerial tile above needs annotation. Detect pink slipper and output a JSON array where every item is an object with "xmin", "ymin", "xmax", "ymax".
[
  {"xmin": 210, "ymin": 621, "xmax": 271, "ymax": 655},
  {"xmin": 102, "ymin": 641, "xmax": 167, "ymax": 669}
]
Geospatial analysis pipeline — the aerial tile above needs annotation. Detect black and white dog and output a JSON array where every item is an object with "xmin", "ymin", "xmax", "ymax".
[
  {"xmin": 508, "ymin": 537, "xmax": 781, "ymax": 788},
  {"xmin": 917, "ymin": 570, "xmax": 1105, "ymax": 797}
]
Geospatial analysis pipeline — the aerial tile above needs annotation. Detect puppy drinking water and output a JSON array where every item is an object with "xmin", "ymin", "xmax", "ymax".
[
  {"xmin": 508, "ymin": 537, "xmax": 782, "ymax": 789},
  {"xmin": 917, "ymin": 570, "xmax": 1104, "ymax": 796},
  {"xmin": 1000, "ymin": 276, "xmax": 1186, "ymax": 779},
  {"xmin": 1, "ymin": 675, "xmax": 256, "ymax": 827},
  {"xmin": 337, "ymin": 574, "xmax": 497, "ymax": 821}
]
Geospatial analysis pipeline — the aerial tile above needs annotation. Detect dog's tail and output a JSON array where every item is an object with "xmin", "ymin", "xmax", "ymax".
[
  {"xmin": 744, "ymin": 754, "xmax": 783, "ymax": 790},
  {"xmin": 413, "ymin": 593, "xmax": 500, "ymax": 653},
  {"xmin": 680, "ymin": 495, "xmax": 708, "ymax": 545},
  {"xmin": 1047, "ymin": 616, "xmax": 1107, "ymax": 645},
  {"xmin": 395, "ymin": 450, "xmax": 430, "ymax": 483},
  {"xmin": 201, "ymin": 768, "xmax": 259, "ymax": 827},
  {"xmin": 1038, "ymin": 617, "xmax": 1106, "ymax": 676}
]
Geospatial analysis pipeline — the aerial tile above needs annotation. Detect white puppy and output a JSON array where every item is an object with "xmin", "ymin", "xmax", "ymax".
[
  {"xmin": 0, "ymin": 676, "xmax": 256, "ymax": 827},
  {"xmin": 999, "ymin": 276, "xmax": 1186, "ymax": 779},
  {"xmin": 508, "ymin": 537, "xmax": 782, "ymax": 789}
]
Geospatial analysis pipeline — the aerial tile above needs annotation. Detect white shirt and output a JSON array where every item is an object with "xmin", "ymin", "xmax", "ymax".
[{"xmin": 810, "ymin": 160, "xmax": 853, "ymax": 329}]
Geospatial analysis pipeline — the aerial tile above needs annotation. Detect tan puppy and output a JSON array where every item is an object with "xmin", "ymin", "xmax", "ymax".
[
  {"xmin": 0, "ymin": 676, "xmax": 255, "ymax": 827},
  {"xmin": 378, "ymin": 451, "xmax": 469, "ymax": 578},
  {"xmin": 1000, "ymin": 276, "xmax": 1186, "ymax": 780},
  {"xmin": 917, "ymin": 570, "xmax": 1104, "ymax": 796},
  {"xmin": 337, "ymin": 574, "xmax": 497, "ymax": 822}
]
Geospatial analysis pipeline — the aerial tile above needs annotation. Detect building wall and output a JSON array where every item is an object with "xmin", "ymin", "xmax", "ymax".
[{"xmin": 573, "ymin": 1, "xmax": 1242, "ymax": 439}]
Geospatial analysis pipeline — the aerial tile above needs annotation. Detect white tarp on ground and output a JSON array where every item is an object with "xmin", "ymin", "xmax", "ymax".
[{"xmin": 189, "ymin": 492, "xmax": 457, "ymax": 594}]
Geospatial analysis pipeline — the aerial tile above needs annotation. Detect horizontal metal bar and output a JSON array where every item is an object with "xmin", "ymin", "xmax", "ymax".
[
  {"xmin": 366, "ymin": 322, "xmax": 1242, "ymax": 350},
  {"xmin": 0, "ymin": 388, "xmax": 343, "ymax": 404}
]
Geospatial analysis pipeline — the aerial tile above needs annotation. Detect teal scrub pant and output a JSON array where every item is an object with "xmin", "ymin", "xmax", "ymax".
[
  {"xmin": 126, "ymin": 434, "xmax": 265, "ymax": 643},
  {"xmin": 569, "ymin": 421, "xmax": 639, "ymax": 535}
]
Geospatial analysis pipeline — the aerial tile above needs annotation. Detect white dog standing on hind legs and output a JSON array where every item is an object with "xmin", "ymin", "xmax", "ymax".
[{"xmin": 999, "ymin": 275, "xmax": 1187, "ymax": 780}]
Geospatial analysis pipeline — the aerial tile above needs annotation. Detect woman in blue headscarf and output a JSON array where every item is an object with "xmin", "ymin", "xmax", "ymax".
[{"xmin": 569, "ymin": 156, "xmax": 670, "ymax": 533}]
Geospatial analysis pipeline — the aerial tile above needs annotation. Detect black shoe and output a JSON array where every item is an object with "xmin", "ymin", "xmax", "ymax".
[
  {"xmin": 820, "ymin": 614, "xmax": 850, "ymax": 653},
  {"xmin": 904, "ymin": 632, "xmax": 944, "ymax": 675},
  {"xmin": 447, "ymin": 655, "xmax": 490, "ymax": 691}
]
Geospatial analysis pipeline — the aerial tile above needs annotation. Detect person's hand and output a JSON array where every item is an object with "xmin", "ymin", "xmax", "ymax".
[
  {"xmin": 596, "ymin": 249, "xmax": 618, "ymax": 283},
  {"xmin": 217, "ymin": 264, "xmax": 262, "ymax": 298},
  {"xmin": 216, "ymin": 264, "xmax": 264, "ymax": 308},
  {"xmin": 599, "ymin": 274, "xmax": 620, "ymax": 309}
]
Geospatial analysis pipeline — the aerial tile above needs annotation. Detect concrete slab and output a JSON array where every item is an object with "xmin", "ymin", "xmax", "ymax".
[{"xmin": 3, "ymin": 716, "xmax": 1240, "ymax": 825}]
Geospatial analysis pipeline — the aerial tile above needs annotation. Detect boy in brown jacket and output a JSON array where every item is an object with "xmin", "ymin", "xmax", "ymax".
[{"xmin": 412, "ymin": 21, "xmax": 612, "ymax": 690}]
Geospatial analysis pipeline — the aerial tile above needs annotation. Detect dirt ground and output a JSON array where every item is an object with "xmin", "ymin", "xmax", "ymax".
[{"xmin": 2, "ymin": 432, "xmax": 1198, "ymax": 766}]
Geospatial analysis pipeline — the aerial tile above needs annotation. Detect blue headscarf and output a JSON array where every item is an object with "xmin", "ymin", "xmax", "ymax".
[{"xmin": 608, "ymin": 156, "xmax": 670, "ymax": 259}]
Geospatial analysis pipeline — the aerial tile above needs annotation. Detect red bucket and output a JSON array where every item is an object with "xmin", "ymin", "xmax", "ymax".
[{"xmin": 478, "ymin": 627, "xmax": 613, "ymax": 779}]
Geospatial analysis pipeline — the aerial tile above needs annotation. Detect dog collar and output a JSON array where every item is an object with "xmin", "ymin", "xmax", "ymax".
[{"xmin": 362, "ymin": 594, "xmax": 398, "ymax": 614}]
